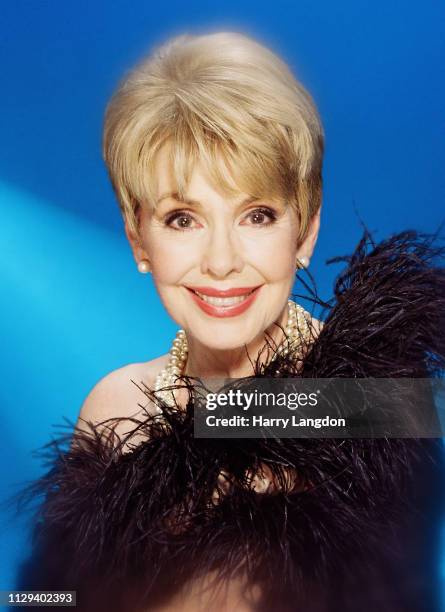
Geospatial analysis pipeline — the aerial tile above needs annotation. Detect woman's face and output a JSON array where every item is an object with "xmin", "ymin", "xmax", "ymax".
[{"xmin": 128, "ymin": 145, "xmax": 320, "ymax": 351}]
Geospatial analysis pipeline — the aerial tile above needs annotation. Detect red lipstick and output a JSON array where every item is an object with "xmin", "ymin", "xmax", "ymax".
[{"xmin": 185, "ymin": 285, "xmax": 262, "ymax": 318}]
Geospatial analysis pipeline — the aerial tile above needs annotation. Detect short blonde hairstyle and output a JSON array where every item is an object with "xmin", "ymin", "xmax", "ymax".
[{"xmin": 102, "ymin": 31, "xmax": 324, "ymax": 242}]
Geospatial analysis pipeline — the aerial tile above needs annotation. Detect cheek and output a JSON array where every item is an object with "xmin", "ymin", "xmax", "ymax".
[
  {"xmin": 143, "ymin": 222, "xmax": 298, "ymax": 286},
  {"xmin": 145, "ymin": 236, "xmax": 191, "ymax": 324},
  {"xmin": 146, "ymin": 233, "xmax": 195, "ymax": 285},
  {"xmin": 245, "ymin": 230, "xmax": 297, "ymax": 281}
]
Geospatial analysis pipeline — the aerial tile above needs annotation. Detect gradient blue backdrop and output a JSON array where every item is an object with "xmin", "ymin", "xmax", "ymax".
[{"xmin": 1, "ymin": 0, "xmax": 444, "ymax": 605}]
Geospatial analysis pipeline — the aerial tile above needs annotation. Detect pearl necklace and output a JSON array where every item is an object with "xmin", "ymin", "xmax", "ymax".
[{"xmin": 153, "ymin": 300, "xmax": 312, "ymax": 409}]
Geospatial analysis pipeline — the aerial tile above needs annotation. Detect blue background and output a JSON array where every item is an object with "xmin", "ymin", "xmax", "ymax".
[{"xmin": 1, "ymin": 0, "xmax": 444, "ymax": 604}]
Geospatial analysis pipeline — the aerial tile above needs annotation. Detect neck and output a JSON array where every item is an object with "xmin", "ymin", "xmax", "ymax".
[{"xmin": 183, "ymin": 306, "xmax": 289, "ymax": 379}]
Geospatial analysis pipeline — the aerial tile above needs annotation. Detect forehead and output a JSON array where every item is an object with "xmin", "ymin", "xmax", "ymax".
[{"xmin": 152, "ymin": 142, "xmax": 245, "ymax": 204}]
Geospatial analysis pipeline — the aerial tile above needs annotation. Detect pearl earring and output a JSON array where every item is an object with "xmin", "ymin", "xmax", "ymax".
[
  {"xmin": 296, "ymin": 256, "xmax": 309, "ymax": 269},
  {"xmin": 137, "ymin": 259, "xmax": 151, "ymax": 274}
]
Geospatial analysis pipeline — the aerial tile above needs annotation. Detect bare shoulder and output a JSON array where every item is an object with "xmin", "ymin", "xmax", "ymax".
[{"xmin": 76, "ymin": 354, "xmax": 170, "ymax": 438}]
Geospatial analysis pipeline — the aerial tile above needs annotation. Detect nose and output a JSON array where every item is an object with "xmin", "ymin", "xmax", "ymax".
[{"xmin": 200, "ymin": 224, "xmax": 244, "ymax": 278}]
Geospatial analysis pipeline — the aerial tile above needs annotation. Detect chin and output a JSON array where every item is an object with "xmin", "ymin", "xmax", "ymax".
[{"xmin": 188, "ymin": 321, "xmax": 266, "ymax": 353}]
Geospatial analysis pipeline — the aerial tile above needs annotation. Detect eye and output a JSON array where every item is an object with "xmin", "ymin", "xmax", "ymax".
[
  {"xmin": 242, "ymin": 207, "xmax": 278, "ymax": 226},
  {"xmin": 164, "ymin": 211, "xmax": 200, "ymax": 231}
]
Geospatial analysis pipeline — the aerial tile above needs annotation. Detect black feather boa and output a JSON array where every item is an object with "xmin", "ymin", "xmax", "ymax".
[{"xmin": 14, "ymin": 229, "xmax": 445, "ymax": 612}]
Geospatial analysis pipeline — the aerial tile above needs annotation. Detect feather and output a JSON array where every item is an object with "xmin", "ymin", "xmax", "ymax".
[{"xmin": 13, "ymin": 229, "xmax": 445, "ymax": 612}]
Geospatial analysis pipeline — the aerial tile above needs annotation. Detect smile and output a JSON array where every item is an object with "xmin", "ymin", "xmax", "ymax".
[{"xmin": 185, "ymin": 285, "xmax": 262, "ymax": 318}]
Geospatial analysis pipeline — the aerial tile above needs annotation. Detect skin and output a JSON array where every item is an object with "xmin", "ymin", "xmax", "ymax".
[
  {"xmin": 126, "ymin": 142, "xmax": 321, "ymax": 379},
  {"xmin": 78, "ymin": 142, "xmax": 321, "ymax": 455},
  {"xmin": 77, "ymin": 142, "xmax": 322, "ymax": 611},
  {"xmin": 149, "ymin": 571, "xmax": 262, "ymax": 612}
]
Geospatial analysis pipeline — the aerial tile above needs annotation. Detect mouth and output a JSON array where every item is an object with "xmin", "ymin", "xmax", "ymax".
[{"xmin": 185, "ymin": 285, "xmax": 262, "ymax": 318}]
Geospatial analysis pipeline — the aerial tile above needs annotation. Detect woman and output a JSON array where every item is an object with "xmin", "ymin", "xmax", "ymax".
[
  {"xmin": 16, "ymin": 32, "xmax": 445, "ymax": 612},
  {"xmin": 79, "ymin": 29, "xmax": 323, "ymax": 427}
]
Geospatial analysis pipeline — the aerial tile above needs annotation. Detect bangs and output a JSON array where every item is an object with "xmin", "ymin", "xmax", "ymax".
[
  {"xmin": 103, "ymin": 31, "xmax": 324, "ymax": 242},
  {"xmin": 128, "ymin": 102, "xmax": 307, "ymax": 223}
]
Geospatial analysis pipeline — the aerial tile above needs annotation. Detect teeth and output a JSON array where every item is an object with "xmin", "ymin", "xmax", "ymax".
[{"xmin": 195, "ymin": 291, "xmax": 253, "ymax": 306}]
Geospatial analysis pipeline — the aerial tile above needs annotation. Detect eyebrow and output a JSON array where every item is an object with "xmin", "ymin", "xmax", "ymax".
[{"xmin": 155, "ymin": 192, "xmax": 259, "ymax": 208}]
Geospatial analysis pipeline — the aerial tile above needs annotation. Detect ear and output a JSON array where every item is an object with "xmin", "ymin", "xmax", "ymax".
[
  {"xmin": 124, "ymin": 218, "xmax": 150, "ymax": 266},
  {"xmin": 296, "ymin": 206, "xmax": 321, "ymax": 261}
]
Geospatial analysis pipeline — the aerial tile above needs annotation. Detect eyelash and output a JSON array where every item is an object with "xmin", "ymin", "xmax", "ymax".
[{"xmin": 164, "ymin": 207, "xmax": 278, "ymax": 231}]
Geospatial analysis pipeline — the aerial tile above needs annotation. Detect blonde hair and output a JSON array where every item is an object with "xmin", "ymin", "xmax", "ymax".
[{"xmin": 102, "ymin": 31, "xmax": 324, "ymax": 242}]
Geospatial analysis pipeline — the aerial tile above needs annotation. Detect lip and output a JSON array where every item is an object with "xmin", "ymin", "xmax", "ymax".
[
  {"xmin": 185, "ymin": 285, "xmax": 261, "ymax": 297},
  {"xmin": 185, "ymin": 285, "xmax": 263, "ymax": 318}
]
